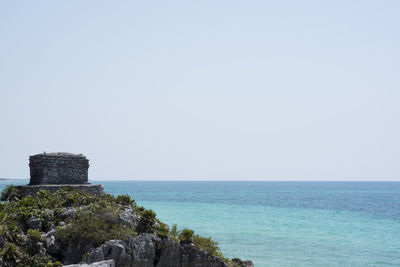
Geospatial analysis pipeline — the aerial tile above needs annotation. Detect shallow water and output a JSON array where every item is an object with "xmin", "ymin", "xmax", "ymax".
[{"xmin": 2, "ymin": 180, "xmax": 400, "ymax": 266}]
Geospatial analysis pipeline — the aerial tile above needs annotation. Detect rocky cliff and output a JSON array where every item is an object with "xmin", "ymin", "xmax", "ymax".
[{"xmin": 0, "ymin": 185, "xmax": 253, "ymax": 267}]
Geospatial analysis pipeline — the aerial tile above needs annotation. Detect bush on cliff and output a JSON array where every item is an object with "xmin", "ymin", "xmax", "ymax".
[
  {"xmin": 1, "ymin": 185, "xmax": 20, "ymax": 202},
  {"xmin": 0, "ymin": 243, "xmax": 20, "ymax": 266},
  {"xmin": 193, "ymin": 235, "xmax": 223, "ymax": 258},
  {"xmin": 156, "ymin": 223, "xmax": 169, "ymax": 238},
  {"xmin": 170, "ymin": 223, "xmax": 179, "ymax": 238},
  {"xmin": 115, "ymin": 194, "xmax": 135, "ymax": 206},
  {"xmin": 178, "ymin": 228, "xmax": 194, "ymax": 242},
  {"xmin": 172, "ymin": 225, "xmax": 226, "ymax": 260},
  {"xmin": 136, "ymin": 209, "xmax": 157, "ymax": 233},
  {"xmin": 56, "ymin": 208, "xmax": 135, "ymax": 248},
  {"xmin": 26, "ymin": 229, "xmax": 43, "ymax": 255}
]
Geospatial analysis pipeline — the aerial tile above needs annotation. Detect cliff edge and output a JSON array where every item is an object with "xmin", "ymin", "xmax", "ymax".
[{"xmin": 0, "ymin": 185, "xmax": 253, "ymax": 267}]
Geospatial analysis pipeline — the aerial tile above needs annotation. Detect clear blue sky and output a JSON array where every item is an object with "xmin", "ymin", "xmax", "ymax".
[{"xmin": 0, "ymin": 1, "xmax": 399, "ymax": 180}]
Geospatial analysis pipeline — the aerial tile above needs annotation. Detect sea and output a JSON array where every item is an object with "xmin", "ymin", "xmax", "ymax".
[{"xmin": 1, "ymin": 180, "xmax": 400, "ymax": 267}]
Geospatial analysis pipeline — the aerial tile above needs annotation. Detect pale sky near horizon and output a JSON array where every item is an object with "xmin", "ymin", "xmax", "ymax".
[{"xmin": 0, "ymin": 1, "xmax": 399, "ymax": 180}]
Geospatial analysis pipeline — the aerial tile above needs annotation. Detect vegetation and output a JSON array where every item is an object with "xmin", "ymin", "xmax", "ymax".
[
  {"xmin": 115, "ymin": 194, "xmax": 135, "ymax": 206},
  {"xmin": 26, "ymin": 229, "xmax": 43, "ymax": 255},
  {"xmin": 0, "ymin": 185, "xmax": 231, "ymax": 266},
  {"xmin": 178, "ymin": 228, "xmax": 194, "ymax": 242},
  {"xmin": 170, "ymin": 223, "xmax": 179, "ymax": 238},
  {"xmin": 136, "ymin": 209, "xmax": 157, "ymax": 233},
  {"xmin": 56, "ymin": 208, "xmax": 134, "ymax": 248},
  {"xmin": 171, "ymin": 225, "xmax": 226, "ymax": 260},
  {"xmin": 1, "ymin": 185, "xmax": 20, "ymax": 202}
]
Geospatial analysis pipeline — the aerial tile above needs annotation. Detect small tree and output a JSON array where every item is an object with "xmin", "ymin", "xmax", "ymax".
[
  {"xmin": 178, "ymin": 228, "xmax": 194, "ymax": 243},
  {"xmin": 1, "ymin": 185, "xmax": 20, "ymax": 202},
  {"xmin": 170, "ymin": 224, "xmax": 179, "ymax": 238}
]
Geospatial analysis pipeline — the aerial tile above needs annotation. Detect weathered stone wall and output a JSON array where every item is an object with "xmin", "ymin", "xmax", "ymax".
[
  {"xmin": 17, "ymin": 184, "xmax": 104, "ymax": 197},
  {"xmin": 29, "ymin": 153, "xmax": 89, "ymax": 185}
]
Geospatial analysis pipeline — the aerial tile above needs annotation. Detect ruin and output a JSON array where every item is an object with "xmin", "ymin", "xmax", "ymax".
[
  {"xmin": 17, "ymin": 152, "xmax": 104, "ymax": 197},
  {"xmin": 29, "ymin": 152, "xmax": 89, "ymax": 185}
]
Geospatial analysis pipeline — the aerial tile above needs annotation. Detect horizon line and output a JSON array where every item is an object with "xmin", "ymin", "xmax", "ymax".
[
  {"xmin": 93, "ymin": 179, "xmax": 400, "ymax": 182},
  {"xmin": 2, "ymin": 178, "xmax": 400, "ymax": 182},
  {"xmin": 0, "ymin": 177, "xmax": 400, "ymax": 182}
]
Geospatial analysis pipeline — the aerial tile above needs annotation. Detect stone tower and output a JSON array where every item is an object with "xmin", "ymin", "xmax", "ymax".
[
  {"xmin": 17, "ymin": 152, "xmax": 103, "ymax": 197},
  {"xmin": 29, "ymin": 152, "xmax": 89, "ymax": 185}
]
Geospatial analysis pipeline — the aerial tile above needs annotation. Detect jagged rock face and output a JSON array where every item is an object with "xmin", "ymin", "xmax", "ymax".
[
  {"xmin": 46, "ymin": 235, "xmax": 61, "ymax": 255},
  {"xmin": 82, "ymin": 235, "xmax": 158, "ymax": 267},
  {"xmin": 60, "ymin": 207, "xmax": 78, "ymax": 223},
  {"xmin": 231, "ymin": 258, "xmax": 254, "ymax": 267},
  {"xmin": 64, "ymin": 259, "xmax": 115, "ymax": 267},
  {"xmin": 119, "ymin": 207, "xmax": 138, "ymax": 228},
  {"xmin": 80, "ymin": 234, "xmax": 229, "ymax": 267},
  {"xmin": 62, "ymin": 240, "xmax": 95, "ymax": 265},
  {"xmin": 157, "ymin": 238, "xmax": 228, "ymax": 267},
  {"xmin": 26, "ymin": 216, "xmax": 42, "ymax": 230}
]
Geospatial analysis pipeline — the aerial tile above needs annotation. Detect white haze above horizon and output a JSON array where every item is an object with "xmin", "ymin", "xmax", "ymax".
[{"xmin": 0, "ymin": 1, "xmax": 399, "ymax": 181}]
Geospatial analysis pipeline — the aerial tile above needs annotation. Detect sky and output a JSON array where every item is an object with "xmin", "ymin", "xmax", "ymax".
[{"xmin": 0, "ymin": 1, "xmax": 399, "ymax": 181}]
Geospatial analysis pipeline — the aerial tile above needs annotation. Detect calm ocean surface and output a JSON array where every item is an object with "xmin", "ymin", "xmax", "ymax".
[{"xmin": 2, "ymin": 180, "xmax": 400, "ymax": 267}]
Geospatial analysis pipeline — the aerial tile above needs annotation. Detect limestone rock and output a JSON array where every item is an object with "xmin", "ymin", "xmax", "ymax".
[
  {"xmin": 61, "ymin": 207, "xmax": 77, "ymax": 222},
  {"xmin": 84, "ymin": 247, "xmax": 105, "ymax": 264},
  {"xmin": 26, "ymin": 216, "xmax": 42, "ymax": 230},
  {"xmin": 84, "ymin": 234, "xmax": 229, "ymax": 267},
  {"xmin": 127, "ymin": 234, "xmax": 158, "ymax": 266},
  {"xmin": 100, "ymin": 240, "xmax": 132, "ymax": 267},
  {"xmin": 61, "ymin": 240, "xmax": 94, "ymax": 265},
  {"xmin": 231, "ymin": 258, "xmax": 254, "ymax": 267},
  {"xmin": 156, "ymin": 238, "xmax": 181, "ymax": 267},
  {"xmin": 46, "ymin": 234, "xmax": 61, "ymax": 255},
  {"xmin": 64, "ymin": 259, "xmax": 115, "ymax": 267},
  {"xmin": 178, "ymin": 242, "xmax": 227, "ymax": 267},
  {"xmin": 119, "ymin": 207, "xmax": 137, "ymax": 227}
]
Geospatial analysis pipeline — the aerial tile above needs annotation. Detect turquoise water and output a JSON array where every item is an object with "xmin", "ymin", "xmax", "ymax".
[{"xmin": 2, "ymin": 180, "xmax": 400, "ymax": 266}]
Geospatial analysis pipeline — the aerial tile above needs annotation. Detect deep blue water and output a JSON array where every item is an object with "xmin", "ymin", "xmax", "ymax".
[{"xmin": 2, "ymin": 180, "xmax": 400, "ymax": 266}]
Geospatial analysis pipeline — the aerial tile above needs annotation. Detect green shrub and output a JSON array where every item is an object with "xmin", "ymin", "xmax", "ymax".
[
  {"xmin": 175, "ymin": 228, "xmax": 227, "ymax": 261},
  {"xmin": 21, "ymin": 254, "xmax": 61, "ymax": 267},
  {"xmin": 26, "ymin": 229, "xmax": 43, "ymax": 255},
  {"xmin": 143, "ymin": 209, "xmax": 156, "ymax": 219},
  {"xmin": 97, "ymin": 207, "xmax": 120, "ymax": 224},
  {"xmin": 56, "ymin": 208, "xmax": 134, "ymax": 247},
  {"xmin": 45, "ymin": 261, "xmax": 63, "ymax": 267},
  {"xmin": 193, "ymin": 235, "xmax": 220, "ymax": 256},
  {"xmin": 156, "ymin": 223, "xmax": 169, "ymax": 238},
  {"xmin": 36, "ymin": 189, "xmax": 51, "ymax": 199},
  {"xmin": 116, "ymin": 194, "xmax": 135, "ymax": 206},
  {"xmin": 170, "ymin": 224, "xmax": 178, "ymax": 238},
  {"xmin": 0, "ymin": 222, "xmax": 23, "ymax": 244},
  {"xmin": 136, "ymin": 209, "xmax": 157, "ymax": 233},
  {"xmin": 137, "ymin": 206, "xmax": 145, "ymax": 211},
  {"xmin": 0, "ymin": 242, "xmax": 20, "ymax": 266},
  {"xmin": 193, "ymin": 235, "xmax": 230, "ymax": 263},
  {"xmin": 26, "ymin": 229, "xmax": 42, "ymax": 243},
  {"xmin": 178, "ymin": 228, "xmax": 194, "ymax": 242},
  {"xmin": 1, "ymin": 185, "xmax": 20, "ymax": 202}
]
